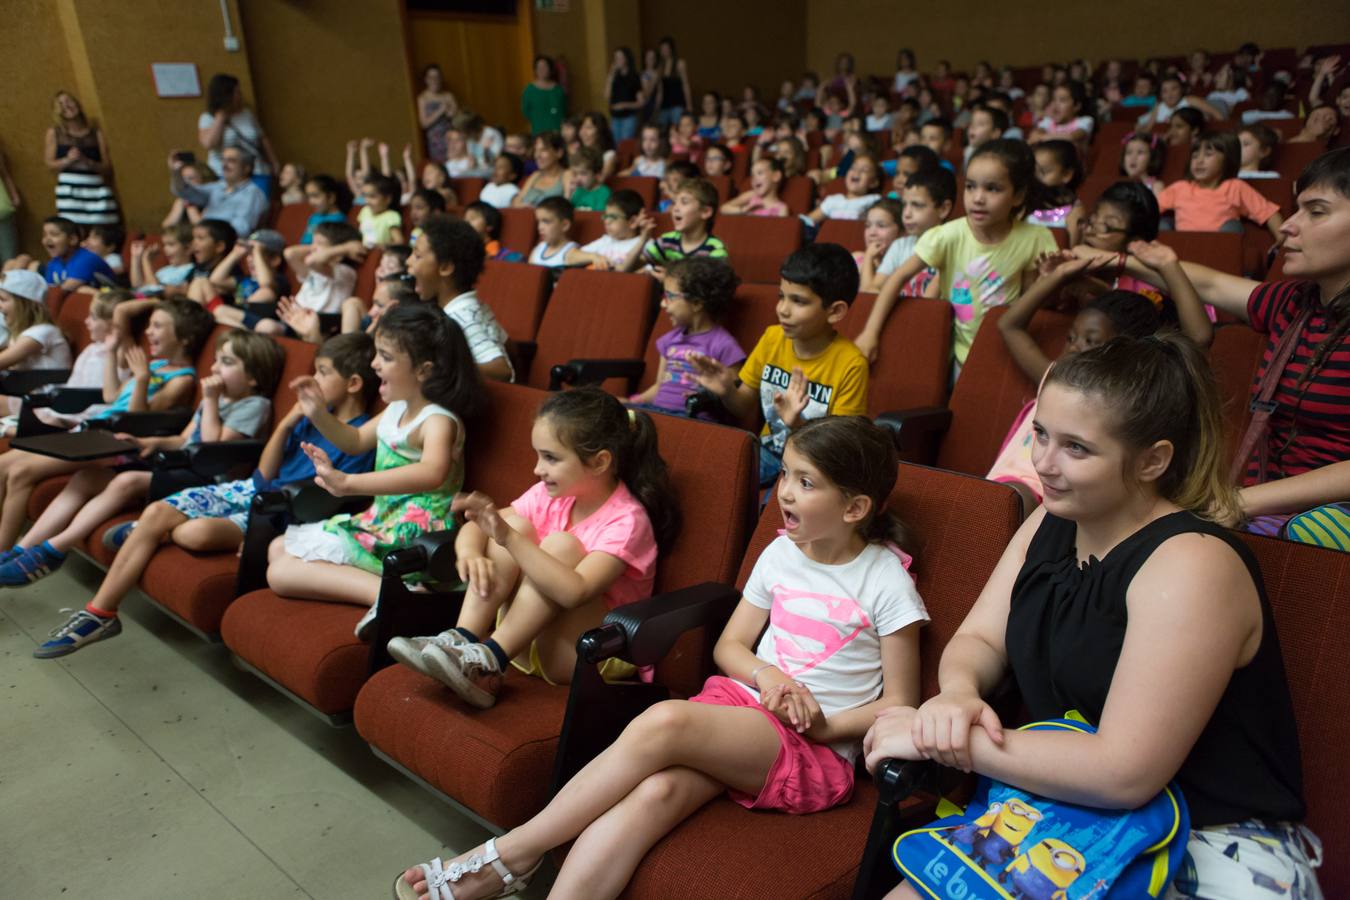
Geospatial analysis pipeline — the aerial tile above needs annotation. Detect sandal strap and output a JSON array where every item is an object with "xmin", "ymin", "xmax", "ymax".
[
  {"xmin": 483, "ymin": 838, "xmax": 516, "ymax": 886},
  {"xmin": 421, "ymin": 857, "xmax": 459, "ymax": 900}
]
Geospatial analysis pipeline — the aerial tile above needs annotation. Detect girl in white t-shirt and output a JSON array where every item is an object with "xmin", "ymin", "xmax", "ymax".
[
  {"xmin": 1034, "ymin": 82, "xmax": 1094, "ymax": 154},
  {"xmin": 393, "ymin": 415, "xmax": 927, "ymax": 900},
  {"xmin": 0, "ymin": 273, "xmax": 72, "ymax": 372},
  {"xmin": 805, "ymin": 154, "xmax": 882, "ymax": 226}
]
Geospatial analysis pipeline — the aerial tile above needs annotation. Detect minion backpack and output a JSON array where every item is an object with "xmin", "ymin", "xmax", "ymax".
[{"xmin": 891, "ymin": 718, "xmax": 1190, "ymax": 900}]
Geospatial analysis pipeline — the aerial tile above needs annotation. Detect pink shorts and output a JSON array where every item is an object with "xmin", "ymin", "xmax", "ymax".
[{"xmin": 688, "ymin": 675, "xmax": 855, "ymax": 814}]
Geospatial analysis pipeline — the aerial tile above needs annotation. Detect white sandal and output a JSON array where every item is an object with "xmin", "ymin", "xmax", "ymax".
[{"xmin": 392, "ymin": 838, "xmax": 541, "ymax": 900}]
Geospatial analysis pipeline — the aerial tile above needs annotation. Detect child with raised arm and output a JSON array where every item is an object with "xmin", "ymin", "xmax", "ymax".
[
  {"xmin": 804, "ymin": 156, "xmax": 883, "ymax": 228},
  {"xmin": 860, "ymin": 167, "xmax": 955, "ymax": 294},
  {"xmin": 388, "ymin": 387, "xmax": 681, "ymax": 707},
  {"xmin": 12, "ymin": 329, "xmax": 282, "ymax": 592},
  {"xmin": 129, "ymin": 222, "xmax": 194, "ymax": 293},
  {"xmin": 628, "ymin": 258, "xmax": 745, "ymax": 415},
  {"xmin": 357, "ymin": 174, "xmax": 405, "ymax": 248},
  {"xmin": 282, "ymin": 220, "xmax": 363, "ymax": 320},
  {"xmin": 33, "ymin": 334, "xmax": 377, "ymax": 659},
  {"xmin": 394, "ymin": 415, "xmax": 925, "ymax": 900},
  {"xmin": 565, "ymin": 190, "xmax": 647, "ymax": 271},
  {"xmin": 855, "ymin": 139, "xmax": 1059, "ymax": 368},
  {"xmin": 266, "ymin": 304, "xmax": 483, "ymax": 639},
  {"xmin": 689, "ymin": 244, "xmax": 868, "ymax": 486},
  {"xmin": 0, "ymin": 297, "xmax": 211, "ymax": 549},
  {"xmin": 988, "ymin": 243, "xmax": 1212, "ymax": 514}
]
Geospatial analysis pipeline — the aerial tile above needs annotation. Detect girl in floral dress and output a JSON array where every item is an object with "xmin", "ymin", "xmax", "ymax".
[{"xmin": 266, "ymin": 304, "xmax": 483, "ymax": 638}]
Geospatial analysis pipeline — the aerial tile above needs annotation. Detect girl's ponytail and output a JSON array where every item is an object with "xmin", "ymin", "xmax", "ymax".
[
  {"xmin": 537, "ymin": 388, "xmax": 681, "ymax": 551},
  {"xmin": 374, "ymin": 303, "xmax": 484, "ymax": 421},
  {"xmin": 620, "ymin": 408, "xmax": 681, "ymax": 551}
]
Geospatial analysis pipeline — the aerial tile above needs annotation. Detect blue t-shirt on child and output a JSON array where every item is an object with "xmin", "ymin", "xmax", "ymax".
[
  {"xmin": 252, "ymin": 413, "xmax": 375, "ymax": 491},
  {"xmin": 302, "ymin": 212, "xmax": 347, "ymax": 244},
  {"xmin": 44, "ymin": 247, "xmax": 114, "ymax": 286}
]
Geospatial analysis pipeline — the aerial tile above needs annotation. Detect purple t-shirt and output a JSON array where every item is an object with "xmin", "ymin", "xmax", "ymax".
[{"xmin": 653, "ymin": 324, "xmax": 746, "ymax": 413}]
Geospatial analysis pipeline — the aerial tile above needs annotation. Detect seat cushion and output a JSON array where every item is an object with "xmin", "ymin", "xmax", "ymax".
[
  {"xmin": 139, "ymin": 546, "xmax": 240, "ymax": 635},
  {"xmin": 220, "ymin": 589, "xmax": 367, "ymax": 715},
  {"xmin": 84, "ymin": 513, "xmax": 138, "ymax": 566},
  {"xmin": 27, "ymin": 475, "xmax": 72, "ymax": 521},
  {"xmin": 621, "ymin": 784, "xmax": 894, "ymax": 900},
  {"xmin": 354, "ymin": 664, "xmax": 570, "ymax": 828}
]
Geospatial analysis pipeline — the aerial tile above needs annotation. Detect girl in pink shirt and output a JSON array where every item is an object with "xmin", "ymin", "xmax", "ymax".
[
  {"xmin": 1157, "ymin": 131, "xmax": 1284, "ymax": 238},
  {"xmin": 394, "ymin": 416, "xmax": 925, "ymax": 900},
  {"xmin": 389, "ymin": 387, "xmax": 679, "ymax": 709}
]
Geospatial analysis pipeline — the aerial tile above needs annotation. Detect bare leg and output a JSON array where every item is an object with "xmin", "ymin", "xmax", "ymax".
[
  {"xmin": 45, "ymin": 470, "xmax": 150, "ymax": 554},
  {"xmin": 267, "ymin": 553, "xmax": 382, "ymax": 606},
  {"xmin": 170, "ymin": 518, "xmax": 244, "ymax": 553},
  {"xmin": 87, "ymin": 502, "xmax": 185, "ymax": 614},
  {"xmin": 483, "ymin": 531, "xmax": 589, "ymax": 666},
  {"xmin": 454, "ymin": 513, "xmax": 530, "ymax": 637},
  {"xmin": 0, "ymin": 453, "xmax": 84, "ymax": 548},
  {"xmin": 404, "ymin": 701, "xmax": 782, "ymax": 900},
  {"xmin": 551, "ymin": 767, "xmax": 724, "ymax": 899},
  {"xmin": 18, "ymin": 466, "xmax": 116, "ymax": 549}
]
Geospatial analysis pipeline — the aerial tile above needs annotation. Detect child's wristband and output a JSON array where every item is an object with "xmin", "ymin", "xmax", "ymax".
[
  {"xmin": 205, "ymin": 296, "xmax": 225, "ymax": 314},
  {"xmin": 749, "ymin": 663, "xmax": 773, "ymax": 688}
]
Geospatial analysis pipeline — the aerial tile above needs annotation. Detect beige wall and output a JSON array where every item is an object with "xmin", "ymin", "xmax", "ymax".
[
  {"xmin": 804, "ymin": 0, "xmax": 1350, "ymax": 75},
  {"xmin": 640, "ymin": 0, "xmax": 808, "ymax": 107},
  {"xmin": 238, "ymin": 0, "xmax": 419, "ymax": 182}
]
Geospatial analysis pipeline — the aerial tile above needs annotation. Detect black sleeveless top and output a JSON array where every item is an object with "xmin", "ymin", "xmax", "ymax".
[
  {"xmin": 54, "ymin": 125, "xmax": 102, "ymax": 171},
  {"xmin": 1006, "ymin": 510, "xmax": 1305, "ymax": 827},
  {"xmin": 660, "ymin": 68, "xmax": 686, "ymax": 110}
]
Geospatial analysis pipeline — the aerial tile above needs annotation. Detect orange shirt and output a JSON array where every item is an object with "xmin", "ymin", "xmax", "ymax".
[{"xmin": 1156, "ymin": 179, "xmax": 1280, "ymax": 231}]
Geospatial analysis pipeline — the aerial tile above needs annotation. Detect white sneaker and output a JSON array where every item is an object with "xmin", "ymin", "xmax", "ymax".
[
  {"xmin": 421, "ymin": 642, "xmax": 504, "ymax": 709},
  {"xmin": 354, "ymin": 603, "xmax": 379, "ymax": 641},
  {"xmin": 387, "ymin": 631, "xmax": 466, "ymax": 677}
]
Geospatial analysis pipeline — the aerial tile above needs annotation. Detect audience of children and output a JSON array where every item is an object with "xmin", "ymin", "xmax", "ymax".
[
  {"xmin": 642, "ymin": 178, "xmax": 728, "ymax": 271},
  {"xmin": 805, "ymin": 155, "xmax": 882, "ymax": 226},
  {"xmin": 566, "ymin": 147, "xmax": 612, "ymax": 212},
  {"xmin": 565, "ymin": 189, "xmax": 647, "ymax": 271},
  {"xmin": 721, "ymin": 157, "xmax": 789, "ymax": 217},
  {"xmin": 0, "ymin": 269, "xmax": 73, "ymax": 371},
  {"xmin": 861, "ymin": 166, "xmax": 954, "ymax": 294},
  {"xmin": 300, "ymin": 174, "xmax": 350, "ymax": 243},
  {"xmin": 1119, "ymin": 130, "xmax": 1166, "ymax": 194},
  {"xmin": 479, "ymin": 153, "xmax": 524, "ymax": 208},
  {"xmin": 620, "ymin": 124, "xmax": 668, "ymax": 178},
  {"xmin": 528, "ymin": 196, "xmax": 579, "ymax": 268},
  {"xmin": 463, "ymin": 201, "xmax": 525, "ymax": 263},
  {"xmin": 1028, "ymin": 138, "xmax": 1085, "ymax": 230},
  {"xmin": 357, "ymin": 174, "xmax": 405, "ymax": 247},
  {"xmin": 282, "ymin": 220, "xmax": 363, "ymax": 322},
  {"xmin": 1157, "ymin": 130, "xmax": 1284, "ymax": 237},
  {"xmin": 1239, "ymin": 123, "xmax": 1281, "ymax": 178}
]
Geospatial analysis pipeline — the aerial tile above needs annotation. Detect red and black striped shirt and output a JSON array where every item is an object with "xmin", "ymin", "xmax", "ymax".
[{"xmin": 1244, "ymin": 280, "xmax": 1350, "ymax": 485}]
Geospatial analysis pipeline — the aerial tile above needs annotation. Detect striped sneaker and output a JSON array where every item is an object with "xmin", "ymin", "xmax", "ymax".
[
  {"xmin": 34, "ymin": 608, "xmax": 122, "ymax": 658},
  {"xmin": 0, "ymin": 542, "xmax": 66, "ymax": 587}
]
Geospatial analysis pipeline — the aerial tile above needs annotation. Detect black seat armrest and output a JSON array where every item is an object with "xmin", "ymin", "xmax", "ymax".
[
  {"xmin": 577, "ymin": 582, "xmax": 740, "ymax": 669},
  {"xmin": 92, "ymin": 409, "xmax": 195, "ymax": 437},
  {"xmin": 253, "ymin": 481, "xmax": 373, "ymax": 523},
  {"xmin": 874, "ymin": 406, "xmax": 953, "ymax": 456},
  {"xmin": 549, "ymin": 358, "xmax": 646, "ymax": 393},
  {"xmin": 0, "ymin": 368, "xmax": 72, "ymax": 396},
  {"xmin": 28, "ymin": 385, "xmax": 105, "ymax": 413},
  {"xmin": 152, "ymin": 440, "xmax": 266, "ymax": 478},
  {"xmin": 381, "ymin": 529, "xmax": 460, "ymax": 585}
]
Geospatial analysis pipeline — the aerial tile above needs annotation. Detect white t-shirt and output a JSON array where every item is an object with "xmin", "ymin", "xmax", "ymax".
[
  {"xmin": 529, "ymin": 241, "xmax": 578, "ymax": 267},
  {"xmin": 479, "ymin": 182, "xmax": 520, "ymax": 209},
  {"xmin": 1036, "ymin": 115, "xmax": 1095, "ymax": 139},
  {"xmin": 581, "ymin": 234, "xmax": 644, "ymax": 268},
  {"xmin": 1140, "ymin": 100, "xmax": 1189, "ymax": 125},
  {"xmin": 295, "ymin": 263, "xmax": 357, "ymax": 313},
  {"xmin": 866, "ymin": 114, "xmax": 892, "ymax": 133},
  {"xmin": 198, "ymin": 108, "xmax": 271, "ymax": 176},
  {"xmin": 819, "ymin": 193, "xmax": 881, "ymax": 221},
  {"xmin": 444, "ymin": 156, "xmax": 481, "ymax": 178},
  {"xmin": 1242, "ymin": 109, "xmax": 1295, "ymax": 125},
  {"xmin": 878, "ymin": 234, "xmax": 919, "ymax": 276},
  {"xmin": 1239, "ymin": 170, "xmax": 1281, "ymax": 180},
  {"xmin": 634, "ymin": 157, "xmax": 666, "ymax": 178},
  {"xmin": 442, "ymin": 291, "xmax": 512, "ymax": 380},
  {"xmin": 11, "ymin": 323, "xmax": 73, "ymax": 370},
  {"xmin": 735, "ymin": 535, "xmax": 928, "ymax": 762}
]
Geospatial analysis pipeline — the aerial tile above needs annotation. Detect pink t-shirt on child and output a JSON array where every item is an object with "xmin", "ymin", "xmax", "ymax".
[
  {"xmin": 743, "ymin": 195, "xmax": 789, "ymax": 217},
  {"xmin": 1156, "ymin": 179, "xmax": 1280, "ymax": 231},
  {"xmin": 511, "ymin": 480, "xmax": 657, "ymax": 609},
  {"xmin": 986, "ymin": 399, "xmax": 1042, "ymax": 501}
]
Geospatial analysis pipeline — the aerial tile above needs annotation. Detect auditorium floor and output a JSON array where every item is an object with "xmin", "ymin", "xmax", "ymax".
[{"xmin": 1, "ymin": 555, "xmax": 552, "ymax": 898}]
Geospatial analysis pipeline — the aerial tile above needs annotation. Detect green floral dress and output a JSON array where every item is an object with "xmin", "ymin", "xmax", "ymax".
[{"xmin": 283, "ymin": 400, "xmax": 463, "ymax": 576}]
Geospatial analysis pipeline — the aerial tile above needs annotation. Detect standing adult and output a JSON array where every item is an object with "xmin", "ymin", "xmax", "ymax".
[
  {"xmin": 639, "ymin": 48, "xmax": 663, "ymax": 125},
  {"xmin": 44, "ymin": 91, "xmax": 119, "ymax": 227},
  {"xmin": 606, "ymin": 48, "xmax": 644, "ymax": 143},
  {"xmin": 418, "ymin": 64, "xmax": 459, "ymax": 163},
  {"xmin": 656, "ymin": 37, "xmax": 692, "ymax": 128},
  {"xmin": 198, "ymin": 73, "xmax": 279, "ymax": 197},
  {"xmin": 0, "ymin": 144, "xmax": 22, "ymax": 264},
  {"xmin": 521, "ymin": 56, "xmax": 567, "ymax": 136}
]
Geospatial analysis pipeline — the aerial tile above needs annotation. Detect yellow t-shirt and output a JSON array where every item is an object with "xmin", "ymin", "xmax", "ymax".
[
  {"xmin": 739, "ymin": 325, "xmax": 869, "ymax": 454},
  {"xmin": 915, "ymin": 217, "xmax": 1058, "ymax": 365},
  {"xmin": 357, "ymin": 206, "xmax": 402, "ymax": 247}
]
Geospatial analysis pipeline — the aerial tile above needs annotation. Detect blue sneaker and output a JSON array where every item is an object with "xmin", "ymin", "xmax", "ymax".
[
  {"xmin": 102, "ymin": 521, "xmax": 136, "ymax": 551},
  {"xmin": 34, "ymin": 608, "xmax": 122, "ymax": 658},
  {"xmin": 0, "ymin": 542, "xmax": 65, "ymax": 587},
  {"xmin": 0, "ymin": 546, "xmax": 21, "ymax": 564}
]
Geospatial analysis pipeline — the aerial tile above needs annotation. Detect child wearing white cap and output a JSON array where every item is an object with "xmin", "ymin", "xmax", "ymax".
[{"xmin": 0, "ymin": 270, "xmax": 71, "ymax": 372}]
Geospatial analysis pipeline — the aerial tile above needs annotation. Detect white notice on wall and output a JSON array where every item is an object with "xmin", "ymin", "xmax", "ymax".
[{"xmin": 151, "ymin": 63, "xmax": 202, "ymax": 98}]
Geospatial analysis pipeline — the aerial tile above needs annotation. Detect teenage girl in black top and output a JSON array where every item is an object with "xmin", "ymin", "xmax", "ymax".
[{"xmin": 868, "ymin": 334, "xmax": 1321, "ymax": 898}]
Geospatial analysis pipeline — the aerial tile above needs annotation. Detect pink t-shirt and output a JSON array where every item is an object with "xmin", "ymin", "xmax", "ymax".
[
  {"xmin": 1156, "ymin": 179, "xmax": 1280, "ymax": 231},
  {"xmin": 511, "ymin": 480, "xmax": 657, "ymax": 609},
  {"xmin": 986, "ymin": 398, "xmax": 1041, "ymax": 501},
  {"xmin": 743, "ymin": 195, "xmax": 789, "ymax": 217}
]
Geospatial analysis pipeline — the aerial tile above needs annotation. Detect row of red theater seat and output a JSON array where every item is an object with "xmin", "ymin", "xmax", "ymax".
[{"xmin": 23, "ymin": 280, "xmax": 1349, "ymax": 894}]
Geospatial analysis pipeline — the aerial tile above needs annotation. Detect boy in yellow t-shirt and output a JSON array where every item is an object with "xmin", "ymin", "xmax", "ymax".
[{"xmin": 688, "ymin": 243, "xmax": 868, "ymax": 486}]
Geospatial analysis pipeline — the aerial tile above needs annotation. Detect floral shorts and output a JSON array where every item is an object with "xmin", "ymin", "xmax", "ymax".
[
  {"xmin": 1166, "ymin": 821, "xmax": 1323, "ymax": 899},
  {"xmin": 162, "ymin": 478, "xmax": 257, "ymax": 534}
]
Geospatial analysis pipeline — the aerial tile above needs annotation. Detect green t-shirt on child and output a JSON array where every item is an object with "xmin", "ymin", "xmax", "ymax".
[{"xmin": 571, "ymin": 184, "xmax": 612, "ymax": 212}]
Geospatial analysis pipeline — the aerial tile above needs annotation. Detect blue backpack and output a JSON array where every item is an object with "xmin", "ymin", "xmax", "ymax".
[{"xmin": 892, "ymin": 717, "xmax": 1190, "ymax": 900}]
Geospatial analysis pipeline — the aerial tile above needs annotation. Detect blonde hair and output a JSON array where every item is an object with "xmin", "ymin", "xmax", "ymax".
[
  {"xmin": 91, "ymin": 289, "xmax": 135, "ymax": 321},
  {"xmin": 3, "ymin": 291, "xmax": 53, "ymax": 335},
  {"xmin": 1043, "ymin": 333, "xmax": 1240, "ymax": 524},
  {"xmin": 50, "ymin": 91, "xmax": 88, "ymax": 129}
]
